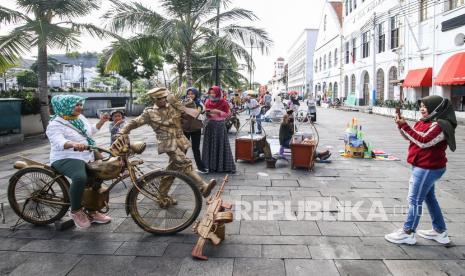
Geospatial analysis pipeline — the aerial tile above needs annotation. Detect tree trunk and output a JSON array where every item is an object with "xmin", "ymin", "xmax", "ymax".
[
  {"xmin": 129, "ymin": 81, "xmax": 133, "ymax": 115},
  {"xmin": 177, "ymin": 71, "xmax": 183, "ymax": 90},
  {"xmin": 38, "ymin": 45, "xmax": 50, "ymax": 131},
  {"xmin": 185, "ymin": 47, "xmax": 193, "ymax": 88},
  {"xmin": 177, "ymin": 56, "xmax": 185, "ymax": 90},
  {"xmin": 2, "ymin": 73, "xmax": 6, "ymax": 91}
]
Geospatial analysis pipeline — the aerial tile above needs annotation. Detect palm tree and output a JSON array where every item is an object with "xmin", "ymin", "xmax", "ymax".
[
  {"xmin": 104, "ymin": 0, "xmax": 272, "ymax": 88},
  {"xmin": 190, "ymin": 44, "xmax": 247, "ymax": 89},
  {"xmin": 99, "ymin": 36, "xmax": 163, "ymax": 114},
  {"xmin": 0, "ymin": 0, "xmax": 112, "ymax": 130}
]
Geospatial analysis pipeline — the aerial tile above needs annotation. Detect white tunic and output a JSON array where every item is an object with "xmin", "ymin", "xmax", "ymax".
[{"xmin": 45, "ymin": 115, "xmax": 99, "ymax": 164}]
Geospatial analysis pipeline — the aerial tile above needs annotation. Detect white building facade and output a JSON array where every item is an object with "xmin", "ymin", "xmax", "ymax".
[
  {"xmin": 402, "ymin": 0, "xmax": 465, "ymax": 112},
  {"xmin": 270, "ymin": 57, "xmax": 287, "ymax": 93},
  {"xmin": 341, "ymin": 0, "xmax": 406, "ymax": 106},
  {"xmin": 334, "ymin": 0, "xmax": 465, "ymax": 112},
  {"xmin": 287, "ymin": 29, "xmax": 319, "ymax": 97},
  {"xmin": 313, "ymin": 1, "xmax": 344, "ymax": 101}
]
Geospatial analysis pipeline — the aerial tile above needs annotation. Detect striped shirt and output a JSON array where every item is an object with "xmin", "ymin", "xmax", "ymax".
[{"xmin": 399, "ymin": 120, "xmax": 447, "ymax": 169}]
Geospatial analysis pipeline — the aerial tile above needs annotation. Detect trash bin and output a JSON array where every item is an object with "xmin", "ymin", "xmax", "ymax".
[{"xmin": 0, "ymin": 98, "xmax": 23, "ymax": 135}]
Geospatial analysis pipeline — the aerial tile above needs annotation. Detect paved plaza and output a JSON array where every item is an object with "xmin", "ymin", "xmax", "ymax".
[{"xmin": 0, "ymin": 107, "xmax": 464, "ymax": 276}]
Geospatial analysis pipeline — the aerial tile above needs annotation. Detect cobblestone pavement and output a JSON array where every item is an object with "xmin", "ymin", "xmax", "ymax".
[{"xmin": 0, "ymin": 107, "xmax": 464, "ymax": 276}]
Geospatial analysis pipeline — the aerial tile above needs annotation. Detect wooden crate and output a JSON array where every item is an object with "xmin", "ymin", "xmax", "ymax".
[
  {"xmin": 235, "ymin": 135, "xmax": 265, "ymax": 163},
  {"xmin": 290, "ymin": 141, "xmax": 316, "ymax": 170}
]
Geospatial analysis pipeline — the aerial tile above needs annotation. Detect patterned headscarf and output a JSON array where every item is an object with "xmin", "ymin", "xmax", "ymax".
[{"xmin": 51, "ymin": 95, "xmax": 95, "ymax": 146}]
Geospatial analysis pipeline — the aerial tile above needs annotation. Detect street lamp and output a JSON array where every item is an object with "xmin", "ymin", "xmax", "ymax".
[
  {"xmin": 214, "ymin": 1, "xmax": 220, "ymax": 86},
  {"xmin": 247, "ymin": 40, "xmax": 262, "ymax": 90}
]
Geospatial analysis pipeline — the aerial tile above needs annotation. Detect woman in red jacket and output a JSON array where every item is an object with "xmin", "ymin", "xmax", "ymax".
[{"xmin": 385, "ymin": 95, "xmax": 457, "ymax": 245}]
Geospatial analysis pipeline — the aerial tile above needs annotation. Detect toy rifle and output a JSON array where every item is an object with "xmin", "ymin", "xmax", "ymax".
[{"xmin": 191, "ymin": 175, "xmax": 233, "ymax": 260}]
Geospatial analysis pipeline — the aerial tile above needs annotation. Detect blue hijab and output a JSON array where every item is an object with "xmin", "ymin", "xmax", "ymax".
[{"xmin": 186, "ymin": 87, "xmax": 202, "ymax": 108}]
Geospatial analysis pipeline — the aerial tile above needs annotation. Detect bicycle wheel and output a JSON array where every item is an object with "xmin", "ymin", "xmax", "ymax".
[
  {"xmin": 127, "ymin": 170, "xmax": 202, "ymax": 234},
  {"xmin": 8, "ymin": 167, "xmax": 70, "ymax": 225}
]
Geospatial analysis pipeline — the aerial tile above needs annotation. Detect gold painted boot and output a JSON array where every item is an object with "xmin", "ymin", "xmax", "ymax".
[{"xmin": 185, "ymin": 170, "xmax": 217, "ymax": 197}]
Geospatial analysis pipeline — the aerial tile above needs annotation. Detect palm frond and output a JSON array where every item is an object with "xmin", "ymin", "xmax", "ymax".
[
  {"xmin": 203, "ymin": 8, "xmax": 257, "ymax": 26},
  {"xmin": 16, "ymin": 0, "xmax": 99, "ymax": 19},
  {"xmin": 39, "ymin": 23, "xmax": 80, "ymax": 50},
  {"xmin": 221, "ymin": 24, "xmax": 273, "ymax": 54},
  {"xmin": 103, "ymin": 0, "xmax": 165, "ymax": 33},
  {"xmin": 0, "ymin": 5, "xmax": 30, "ymax": 24},
  {"xmin": 0, "ymin": 28, "xmax": 35, "ymax": 64},
  {"xmin": 69, "ymin": 22, "xmax": 120, "ymax": 39}
]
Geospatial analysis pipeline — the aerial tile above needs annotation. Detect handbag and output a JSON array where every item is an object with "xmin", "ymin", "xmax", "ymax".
[{"xmin": 182, "ymin": 113, "xmax": 203, "ymax": 132}]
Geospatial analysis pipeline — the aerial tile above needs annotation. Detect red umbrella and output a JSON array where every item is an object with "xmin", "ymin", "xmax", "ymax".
[{"xmin": 288, "ymin": 90, "xmax": 298, "ymax": 95}]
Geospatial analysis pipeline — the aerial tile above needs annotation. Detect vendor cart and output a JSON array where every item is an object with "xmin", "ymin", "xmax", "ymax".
[
  {"xmin": 235, "ymin": 115, "xmax": 267, "ymax": 163},
  {"xmin": 290, "ymin": 118, "xmax": 319, "ymax": 171}
]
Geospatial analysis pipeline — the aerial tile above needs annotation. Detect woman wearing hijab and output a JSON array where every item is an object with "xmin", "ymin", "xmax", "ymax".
[
  {"xmin": 202, "ymin": 86, "xmax": 236, "ymax": 173},
  {"xmin": 46, "ymin": 95, "xmax": 111, "ymax": 229},
  {"xmin": 182, "ymin": 87, "xmax": 207, "ymax": 173},
  {"xmin": 385, "ymin": 95, "xmax": 457, "ymax": 245}
]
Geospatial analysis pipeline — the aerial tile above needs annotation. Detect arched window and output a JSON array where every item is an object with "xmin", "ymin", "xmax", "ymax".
[
  {"xmin": 376, "ymin": 69, "xmax": 385, "ymax": 102},
  {"xmin": 328, "ymin": 52, "xmax": 332, "ymax": 68},
  {"xmin": 323, "ymin": 55, "xmax": 327, "ymax": 70},
  {"xmin": 351, "ymin": 74, "xmax": 356, "ymax": 95},
  {"xmin": 328, "ymin": 82, "xmax": 333, "ymax": 99},
  {"xmin": 362, "ymin": 72, "xmax": 370, "ymax": 106},
  {"xmin": 334, "ymin": 48, "xmax": 338, "ymax": 67},
  {"xmin": 319, "ymin": 57, "xmax": 322, "ymax": 71},
  {"xmin": 334, "ymin": 82, "xmax": 338, "ymax": 99},
  {"xmin": 388, "ymin": 67, "xmax": 397, "ymax": 100}
]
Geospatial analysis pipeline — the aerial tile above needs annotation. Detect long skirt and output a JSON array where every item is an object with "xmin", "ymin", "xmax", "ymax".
[{"xmin": 202, "ymin": 120, "xmax": 236, "ymax": 173}]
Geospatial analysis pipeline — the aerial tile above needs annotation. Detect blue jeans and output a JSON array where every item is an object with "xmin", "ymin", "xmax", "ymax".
[
  {"xmin": 256, "ymin": 113, "xmax": 262, "ymax": 133},
  {"xmin": 403, "ymin": 166, "xmax": 447, "ymax": 233},
  {"xmin": 251, "ymin": 114, "xmax": 262, "ymax": 133}
]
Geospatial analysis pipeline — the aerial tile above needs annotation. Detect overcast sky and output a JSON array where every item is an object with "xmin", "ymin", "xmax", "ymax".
[{"xmin": 1, "ymin": 0, "xmax": 325, "ymax": 84}]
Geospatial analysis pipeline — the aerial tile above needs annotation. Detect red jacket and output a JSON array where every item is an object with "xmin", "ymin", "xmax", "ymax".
[{"xmin": 399, "ymin": 120, "xmax": 447, "ymax": 169}]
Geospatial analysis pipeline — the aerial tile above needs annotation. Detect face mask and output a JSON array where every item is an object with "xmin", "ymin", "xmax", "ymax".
[{"xmin": 210, "ymin": 95, "xmax": 220, "ymax": 101}]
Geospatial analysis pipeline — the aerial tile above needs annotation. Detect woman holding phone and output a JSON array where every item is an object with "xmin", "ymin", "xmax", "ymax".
[
  {"xmin": 385, "ymin": 96, "xmax": 457, "ymax": 245},
  {"xmin": 202, "ymin": 86, "xmax": 236, "ymax": 173}
]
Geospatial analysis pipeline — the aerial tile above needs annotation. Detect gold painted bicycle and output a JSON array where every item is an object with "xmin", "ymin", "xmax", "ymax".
[{"xmin": 7, "ymin": 135, "xmax": 202, "ymax": 234}]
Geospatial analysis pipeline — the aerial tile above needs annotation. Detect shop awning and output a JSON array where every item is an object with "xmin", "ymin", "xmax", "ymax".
[
  {"xmin": 402, "ymin": 68, "xmax": 432, "ymax": 87},
  {"xmin": 435, "ymin": 52, "xmax": 465, "ymax": 85}
]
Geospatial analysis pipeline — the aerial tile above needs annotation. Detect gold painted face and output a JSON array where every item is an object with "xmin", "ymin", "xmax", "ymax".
[{"xmin": 155, "ymin": 96, "xmax": 168, "ymax": 108}]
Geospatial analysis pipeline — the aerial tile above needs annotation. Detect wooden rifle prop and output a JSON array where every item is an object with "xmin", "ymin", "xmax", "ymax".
[{"xmin": 191, "ymin": 175, "xmax": 233, "ymax": 260}]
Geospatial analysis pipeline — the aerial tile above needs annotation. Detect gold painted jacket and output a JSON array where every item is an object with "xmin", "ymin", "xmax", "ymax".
[{"xmin": 119, "ymin": 103, "xmax": 191, "ymax": 154}]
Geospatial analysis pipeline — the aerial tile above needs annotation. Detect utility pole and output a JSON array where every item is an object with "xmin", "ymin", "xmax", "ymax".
[
  {"xmin": 371, "ymin": 12, "xmax": 376, "ymax": 107},
  {"xmin": 214, "ymin": 1, "xmax": 220, "ymax": 86},
  {"xmin": 80, "ymin": 62, "xmax": 84, "ymax": 92}
]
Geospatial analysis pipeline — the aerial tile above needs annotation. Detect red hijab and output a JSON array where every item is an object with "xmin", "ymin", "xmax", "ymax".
[{"xmin": 205, "ymin": 86, "xmax": 230, "ymax": 113}]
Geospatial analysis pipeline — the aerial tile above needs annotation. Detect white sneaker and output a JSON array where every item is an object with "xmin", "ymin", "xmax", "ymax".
[
  {"xmin": 385, "ymin": 229, "xmax": 416, "ymax": 245},
  {"xmin": 417, "ymin": 229, "xmax": 450, "ymax": 244}
]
